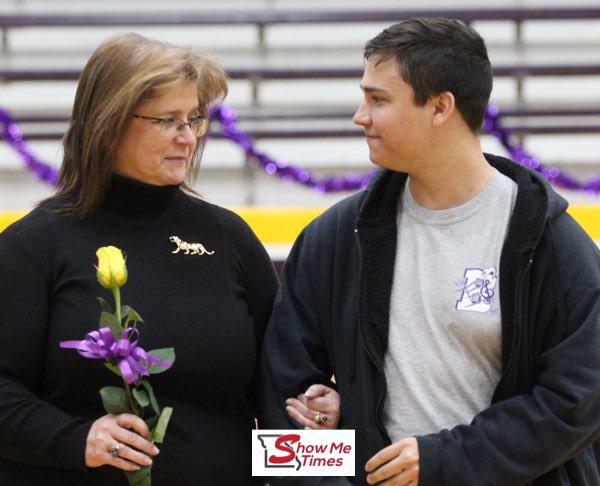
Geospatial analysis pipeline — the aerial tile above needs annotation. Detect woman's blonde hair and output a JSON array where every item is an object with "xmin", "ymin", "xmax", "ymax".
[{"xmin": 46, "ymin": 33, "xmax": 228, "ymax": 216}]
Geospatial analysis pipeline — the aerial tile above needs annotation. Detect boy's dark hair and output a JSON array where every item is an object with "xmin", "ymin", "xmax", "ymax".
[{"xmin": 364, "ymin": 18, "xmax": 492, "ymax": 133}]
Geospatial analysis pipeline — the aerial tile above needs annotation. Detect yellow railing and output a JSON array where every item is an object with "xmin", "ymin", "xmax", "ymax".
[
  {"xmin": 2, "ymin": 206, "xmax": 599, "ymax": 244},
  {"xmin": 0, "ymin": 211, "xmax": 27, "ymax": 233}
]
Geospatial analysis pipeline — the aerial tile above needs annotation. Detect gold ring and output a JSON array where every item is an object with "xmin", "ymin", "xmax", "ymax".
[
  {"xmin": 110, "ymin": 444, "xmax": 122, "ymax": 458},
  {"xmin": 313, "ymin": 411, "xmax": 322, "ymax": 423}
]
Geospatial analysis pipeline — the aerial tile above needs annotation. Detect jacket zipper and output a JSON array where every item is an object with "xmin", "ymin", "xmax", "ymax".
[
  {"xmin": 495, "ymin": 253, "xmax": 533, "ymax": 401},
  {"xmin": 354, "ymin": 227, "xmax": 390, "ymax": 443}
]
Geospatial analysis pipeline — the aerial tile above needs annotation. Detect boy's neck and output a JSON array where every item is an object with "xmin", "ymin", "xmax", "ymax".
[{"xmin": 407, "ymin": 139, "xmax": 493, "ymax": 210}]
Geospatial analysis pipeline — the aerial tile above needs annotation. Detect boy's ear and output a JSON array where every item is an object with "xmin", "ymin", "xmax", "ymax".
[{"xmin": 431, "ymin": 91, "xmax": 455, "ymax": 127}]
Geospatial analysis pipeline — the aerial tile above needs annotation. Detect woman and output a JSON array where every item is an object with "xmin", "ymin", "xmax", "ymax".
[{"xmin": 0, "ymin": 33, "xmax": 280, "ymax": 485}]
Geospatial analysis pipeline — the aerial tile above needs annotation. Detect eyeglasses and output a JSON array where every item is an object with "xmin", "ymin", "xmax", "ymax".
[{"xmin": 132, "ymin": 114, "xmax": 209, "ymax": 137}]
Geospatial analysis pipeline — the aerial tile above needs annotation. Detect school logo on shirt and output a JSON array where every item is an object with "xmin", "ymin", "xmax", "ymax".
[
  {"xmin": 455, "ymin": 266, "xmax": 498, "ymax": 313},
  {"xmin": 251, "ymin": 430, "xmax": 355, "ymax": 477}
]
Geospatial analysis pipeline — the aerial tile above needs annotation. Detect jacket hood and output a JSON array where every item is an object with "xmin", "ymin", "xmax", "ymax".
[{"xmin": 360, "ymin": 153, "xmax": 568, "ymax": 228}]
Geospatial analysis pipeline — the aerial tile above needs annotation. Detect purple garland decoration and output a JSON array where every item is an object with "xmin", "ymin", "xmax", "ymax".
[
  {"xmin": 484, "ymin": 105, "xmax": 600, "ymax": 195},
  {"xmin": 0, "ymin": 108, "xmax": 59, "ymax": 186},
  {"xmin": 1, "ymin": 105, "xmax": 599, "ymax": 194},
  {"xmin": 209, "ymin": 105, "xmax": 374, "ymax": 193}
]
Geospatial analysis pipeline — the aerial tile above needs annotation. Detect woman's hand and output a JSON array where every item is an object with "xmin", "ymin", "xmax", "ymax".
[
  {"xmin": 85, "ymin": 414, "xmax": 160, "ymax": 472},
  {"xmin": 286, "ymin": 384, "xmax": 341, "ymax": 430}
]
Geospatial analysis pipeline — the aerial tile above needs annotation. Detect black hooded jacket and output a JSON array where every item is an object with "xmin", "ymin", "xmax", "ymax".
[{"xmin": 258, "ymin": 154, "xmax": 600, "ymax": 485}]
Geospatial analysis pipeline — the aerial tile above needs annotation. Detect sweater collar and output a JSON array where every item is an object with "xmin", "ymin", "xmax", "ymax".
[{"xmin": 100, "ymin": 173, "xmax": 181, "ymax": 215}]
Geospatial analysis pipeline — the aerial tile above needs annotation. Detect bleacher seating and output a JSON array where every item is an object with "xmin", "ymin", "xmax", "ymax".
[{"xmin": 1, "ymin": 0, "xmax": 600, "ymax": 212}]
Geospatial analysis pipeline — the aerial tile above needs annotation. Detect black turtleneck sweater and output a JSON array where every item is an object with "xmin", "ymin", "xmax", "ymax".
[{"xmin": 0, "ymin": 175, "xmax": 279, "ymax": 485}]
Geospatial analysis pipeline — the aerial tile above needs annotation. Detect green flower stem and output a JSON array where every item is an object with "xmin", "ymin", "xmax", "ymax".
[
  {"xmin": 112, "ymin": 288, "xmax": 122, "ymax": 329},
  {"xmin": 124, "ymin": 381, "xmax": 139, "ymax": 416},
  {"xmin": 111, "ymin": 287, "xmax": 138, "ymax": 415}
]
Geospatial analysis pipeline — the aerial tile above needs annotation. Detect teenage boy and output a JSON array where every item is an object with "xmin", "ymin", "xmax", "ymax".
[{"xmin": 259, "ymin": 18, "xmax": 599, "ymax": 485}]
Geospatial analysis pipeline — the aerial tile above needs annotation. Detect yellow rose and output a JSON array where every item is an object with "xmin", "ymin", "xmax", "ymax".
[{"xmin": 96, "ymin": 246, "xmax": 128, "ymax": 289}]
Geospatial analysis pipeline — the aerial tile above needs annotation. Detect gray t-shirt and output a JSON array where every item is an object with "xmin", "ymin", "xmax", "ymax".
[{"xmin": 383, "ymin": 169, "xmax": 518, "ymax": 442}]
